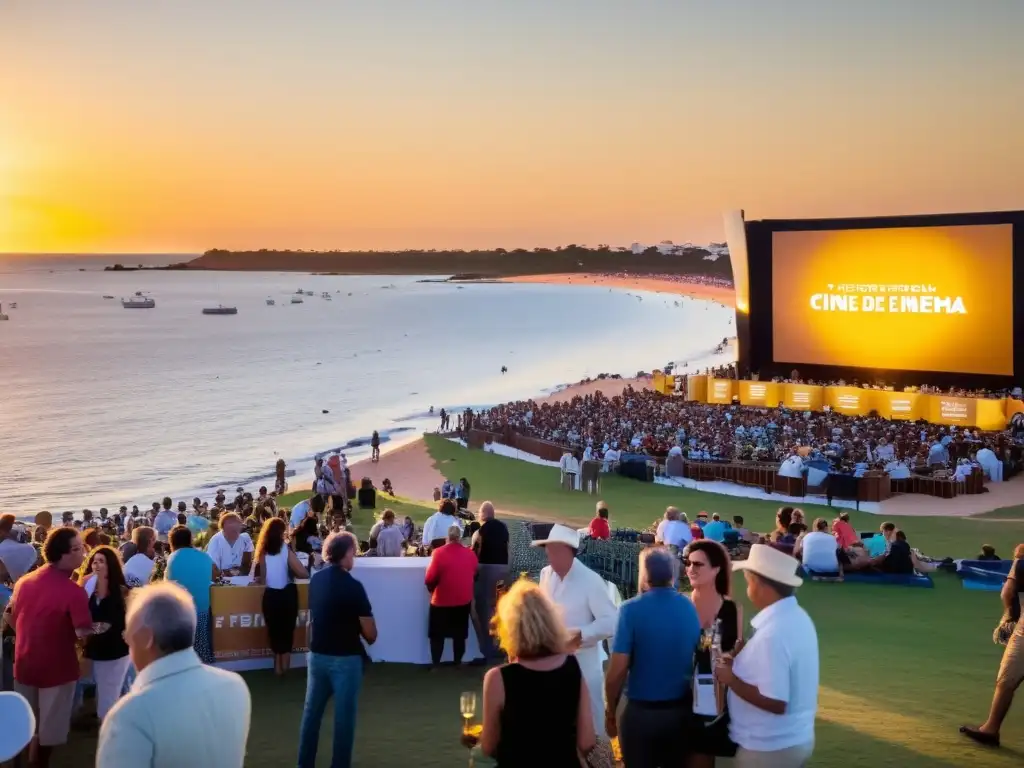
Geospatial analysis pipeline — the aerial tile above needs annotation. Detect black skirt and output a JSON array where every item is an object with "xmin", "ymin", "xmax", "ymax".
[
  {"xmin": 428, "ymin": 603, "xmax": 471, "ymax": 640},
  {"xmin": 262, "ymin": 583, "xmax": 299, "ymax": 655}
]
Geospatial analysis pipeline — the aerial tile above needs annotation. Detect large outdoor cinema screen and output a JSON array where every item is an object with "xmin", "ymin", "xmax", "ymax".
[{"xmin": 771, "ymin": 224, "xmax": 1014, "ymax": 376}]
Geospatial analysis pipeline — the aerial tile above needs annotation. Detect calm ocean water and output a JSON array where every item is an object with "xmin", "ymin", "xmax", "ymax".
[{"xmin": 0, "ymin": 258, "xmax": 734, "ymax": 512}]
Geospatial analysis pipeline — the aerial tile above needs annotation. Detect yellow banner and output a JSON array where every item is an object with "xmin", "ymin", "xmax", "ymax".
[
  {"xmin": 873, "ymin": 391, "xmax": 924, "ymax": 421},
  {"xmin": 686, "ymin": 375, "xmax": 707, "ymax": 402},
  {"xmin": 687, "ymin": 378, "xmax": 1018, "ymax": 430},
  {"xmin": 976, "ymin": 399, "xmax": 1009, "ymax": 432},
  {"xmin": 781, "ymin": 384, "xmax": 823, "ymax": 411},
  {"xmin": 738, "ymin": 380, "xmax": 781, "ymax": 407},
  {"xmin": 927, "ymin": 396, "xmax": 977, "ymax": 427},
  {"xmin": 824, "ymin": 386, "xmax": 868, "ymax": 415},
  {"xmin": 211, "ymin": 584, "xmax": 309, "ymax": 662},
  {"xmin": 707, "ymin": 378, "xmax": 736, "ymax": 404}
]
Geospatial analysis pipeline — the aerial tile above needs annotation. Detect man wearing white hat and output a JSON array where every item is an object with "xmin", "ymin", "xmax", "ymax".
[
  {"xmin": 533, "ymin": 524, "xmax": 618, "ymax": 739},
  {"xmin": 715, "ymin": 544, "xmax": 819, "ymax": 767}
]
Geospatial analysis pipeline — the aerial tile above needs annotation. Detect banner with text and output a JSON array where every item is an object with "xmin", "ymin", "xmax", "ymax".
[{"xmin": 211, "ymin": 584, "xmax": 309, "ymax": 662}]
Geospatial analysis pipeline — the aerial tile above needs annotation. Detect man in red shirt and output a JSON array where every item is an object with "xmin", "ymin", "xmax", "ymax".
[
  {"xmin": 588, "ymin": 502, "xmax": 611, "ymax": 540},
  {"xmin": 6, "ymin": 528, "xmax": 93, "ymax": 767},
  {"xmin": 424, "ymin": 525, "xmax": 478, "ymax": 669}
]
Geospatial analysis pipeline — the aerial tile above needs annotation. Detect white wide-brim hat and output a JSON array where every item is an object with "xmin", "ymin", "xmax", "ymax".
[
  {"xmin": 0, "ymin": 692, "xmax": 35, "ymax": 761},
  {"xmin": 530, "ymin": 523, "xmax": 581, "ymax": 550},
  {"xmin": 732, "ymin": 544, "xmax": 803, "ymax": 587}
]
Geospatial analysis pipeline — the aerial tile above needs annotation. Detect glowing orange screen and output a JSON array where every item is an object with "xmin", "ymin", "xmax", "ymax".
[{"xmin": 772, "ymin": 224, "xmax": 1014, "ymax": 375}]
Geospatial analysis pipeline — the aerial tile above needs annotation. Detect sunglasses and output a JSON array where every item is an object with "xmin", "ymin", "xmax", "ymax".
[{"xmin": 683, "ymin": 559, "xmax": 707, "ymax": 569}]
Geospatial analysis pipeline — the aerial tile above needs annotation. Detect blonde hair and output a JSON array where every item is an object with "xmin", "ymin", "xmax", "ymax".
[{"xmin": 490, "ymin": 580, "xmax": 569, "ymax": 660}]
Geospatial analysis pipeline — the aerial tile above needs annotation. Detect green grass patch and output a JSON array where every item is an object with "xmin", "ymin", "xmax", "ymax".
[
  {"xmin": 972, "ymin": 504, "xmax": 1024, "ymax": 520},
  {"xmin": 422, "ymin": 434, "xmax": 1024, "ymax": 559}
]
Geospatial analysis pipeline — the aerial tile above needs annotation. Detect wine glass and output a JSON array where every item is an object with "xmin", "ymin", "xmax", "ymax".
[
  {"xmin": 460, "ymin": 691, "xmax": 481, "ymax": 765},
  {"xmin": 460, "ymin": 691, "xmax": 477, "ymax": 723}
]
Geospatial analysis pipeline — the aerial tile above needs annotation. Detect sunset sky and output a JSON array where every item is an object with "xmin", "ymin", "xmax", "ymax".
[{"xmin": 1, "ymin": 0, "xmax": 1022, "ymax": 254}]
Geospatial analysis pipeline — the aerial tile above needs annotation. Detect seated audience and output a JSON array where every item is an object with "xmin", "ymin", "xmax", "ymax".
[
  {"xmin": 977, "ymin": 545, "xmax": 1001, "ymax": 561},
  {"xmin": 831, "ymin": 512, "xmax": 860, "ymax": 549},
  {"xmin": 701, "ymin": 513, "xmax": 727, "ymax": 543},
  {"xmin": 588, "ymin": 503, "xmax": 611, "ymax": 540},
  {"xmin": 655, "ymin": 507, "xmax": 693, "ymax": 549},
  {"xmin": 796, "ymin": 518, "xmax": 841, "ymax": 573}
]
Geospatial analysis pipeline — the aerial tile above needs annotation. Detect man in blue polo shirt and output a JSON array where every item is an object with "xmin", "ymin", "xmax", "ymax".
[{"xmin": 604, "ymin": 547, "xmax": 701, "ymax": 767}]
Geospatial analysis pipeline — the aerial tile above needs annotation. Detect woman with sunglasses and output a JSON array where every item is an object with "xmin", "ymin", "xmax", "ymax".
[{"xmin": 683, "ymin": 539, "xmax": 742, "ymax": 766}]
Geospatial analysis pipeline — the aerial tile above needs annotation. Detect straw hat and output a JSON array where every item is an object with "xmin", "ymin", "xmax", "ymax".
[
  {"xmin": 732, "ymin": 544, "xmax": 803, "ymax": 587},
  {"xmin": 530, "ymin": 524, "xmax": 580, "ymax": 550},
  {"xmin": 0, "ymin": 692, "xmax": 35, "ymax": 761}
]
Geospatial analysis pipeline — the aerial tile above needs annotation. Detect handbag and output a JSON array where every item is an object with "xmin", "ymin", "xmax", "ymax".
[
  {"xmin": 581, "ymin": 738, "xmax": 615, "ymax": 768},
  {"xmin": 993, "ymin": 617, "xmax": 1017, "ymax": 646}
]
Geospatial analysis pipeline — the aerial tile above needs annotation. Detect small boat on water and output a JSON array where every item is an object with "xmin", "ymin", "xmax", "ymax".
[
  {"xmin": 266, "ymin": 298, "xmax": 276, "ymax": 306},
  {"xmin": 202, "ymin": 306, "xmax": 238, "ymax": 315},
  {"xmin": 291, "ymin": 296, "xmax": 304, "ymax": 304},
  {"xmin": 122, "ymin": 292, "xmax": 155, "ymax": 309},
  {"xmin": 321, "ymin": 292, "xmax": 332, "ymax": 300},
  {"xmin": 103, "ymin": 295, "xmax": 115, "ymax": 300},
  {"xmin": 295, "ymin": 289, "xmax": 304, "ymax": 295},
  {"xmin": 9, "ymin": 302, "xmax": 17, "ymax": 309},
  {"xmin": 304, "ymin": 290, "xmax": 314, "ymax": 297}
]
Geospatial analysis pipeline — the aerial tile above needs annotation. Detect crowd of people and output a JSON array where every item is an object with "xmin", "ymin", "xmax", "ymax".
[
  {"xmin": 1, "ymin": 484, "xmax": 1022, "ymax": 766},
  {"xmin": 472, "ymin": 384, "xmax": 1021, "ymax": 479}
]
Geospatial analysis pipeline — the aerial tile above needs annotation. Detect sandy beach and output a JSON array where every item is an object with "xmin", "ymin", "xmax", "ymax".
[{"xmin": 500, "ymin": 273, "xmax": 736, "ymax": 308}]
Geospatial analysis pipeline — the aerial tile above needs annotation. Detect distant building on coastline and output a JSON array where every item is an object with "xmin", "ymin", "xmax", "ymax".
[{"xmin": 629, "ymin": 241, "xmax": 729, "ymax": 260}]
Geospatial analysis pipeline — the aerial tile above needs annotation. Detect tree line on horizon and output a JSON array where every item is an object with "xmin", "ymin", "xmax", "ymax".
[{"xmin": 191, "ymin": 243, "xmax": 735, "ymax": 279}]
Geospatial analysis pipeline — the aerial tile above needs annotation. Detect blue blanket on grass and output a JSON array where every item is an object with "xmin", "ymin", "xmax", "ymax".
[
  {"xmin": 956, "ymin": 559, "xmax": 1012, "ymax": 592},
  {"xmin": 800, "ymin": 567, "xmax": 934, "ymax": 588}
]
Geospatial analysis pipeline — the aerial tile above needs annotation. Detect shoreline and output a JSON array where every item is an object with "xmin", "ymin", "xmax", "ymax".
[
  {"xmin": 498, "ymin": 273, "xmax": 736, "ymax": 308},
  {"xmin": 11, "ymin": 272, "xmax": 733, "ymax": 513}
]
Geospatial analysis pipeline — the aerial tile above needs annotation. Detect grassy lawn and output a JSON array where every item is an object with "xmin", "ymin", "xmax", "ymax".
[
  {"xmin": 56, "ymin": 438, "xmax": 1024, "ymax": 766},
  {"xmin": 422, "ymin": 434, "xmax": 1024, "ymax": 560},
  {"xmin": 973, "ymin": 505, "xmax": 1024, "ymax": 520}
]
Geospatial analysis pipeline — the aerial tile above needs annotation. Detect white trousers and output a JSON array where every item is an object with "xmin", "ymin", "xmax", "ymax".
[
  {"xmin": 577, "ymin": 648, "xmax": 607, "ymax": 740},
  {"xmin": 93, "ymin": 656, "xmax": 131, "ymax": 720}
]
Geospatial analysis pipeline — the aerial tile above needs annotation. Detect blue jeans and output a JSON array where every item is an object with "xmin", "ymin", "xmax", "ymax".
[{"xmin": 297, "ymin": 653, "xmax": 363, "ymax": 768}]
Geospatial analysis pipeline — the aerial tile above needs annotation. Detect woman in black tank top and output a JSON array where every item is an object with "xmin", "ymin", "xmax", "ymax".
[{"xmin": 478, "ymin": 580, "xmax": 597, "ymax": 766}]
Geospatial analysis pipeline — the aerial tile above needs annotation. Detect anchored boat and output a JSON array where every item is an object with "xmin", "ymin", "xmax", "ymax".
[
  {"xmin": 202, "ymin": 306, "xmax": 238, "ymax": 315},
  {"xmin": 122, "ymin": 292, "xmax": 155, "ymax": 309}
]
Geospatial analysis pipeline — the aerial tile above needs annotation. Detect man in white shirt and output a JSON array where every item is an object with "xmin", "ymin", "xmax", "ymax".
[
  {"xmin": 534, "ymin": 524, "xmax": 619, "ymax": 739},
  {"xmin": 205, "ymin": 514, "xmax": 254, "ymax": 576},
  {"xmin": 289, "ymin": 497, "xmax": 313, "ymax": 529},
  {"xmin": 654, "ymin": 507, "xmax": 692, "ymax": 549},
  {"xmin": 421, "ymin": 500, "xmax": 462, "ymax": 549},
  {"xmin": 718, "ymin": 545, "xmax": 818, "ymax": 767},
  {"xmin": 124, "ymin": 526, "xmax": 158, "ymax": 587},
  {"xmin": 795, "ymin": 518, "xmax": 840, "ymax": 573}
]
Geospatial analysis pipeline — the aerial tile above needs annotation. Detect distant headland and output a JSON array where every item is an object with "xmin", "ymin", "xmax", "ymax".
[{"xmin": 169, "ymin": 244, "xmax": 733, "ymax": 279}]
